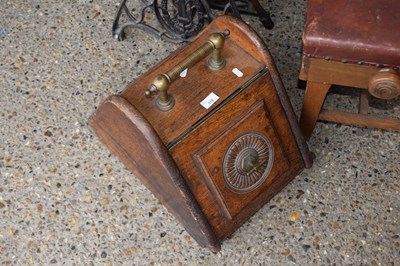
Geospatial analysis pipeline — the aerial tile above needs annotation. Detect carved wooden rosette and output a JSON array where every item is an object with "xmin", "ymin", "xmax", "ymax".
[{"xmin": 223, "ymin": 132, "xmax": 273, "ymax": 193}]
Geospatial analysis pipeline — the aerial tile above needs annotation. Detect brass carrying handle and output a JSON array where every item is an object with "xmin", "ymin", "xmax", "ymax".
[{"xmin": 145, "ymin": 30, "xmax": 230, "ymax": 112}]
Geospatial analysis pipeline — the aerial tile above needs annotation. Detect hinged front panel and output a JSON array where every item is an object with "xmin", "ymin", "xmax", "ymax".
[
  {"xmin": 193, "ymin": 100, "xmax": 289, "ymax": 220},
  {"xmin": 170, "ymin": 72, "xmax": 304, "ymax": 240}
]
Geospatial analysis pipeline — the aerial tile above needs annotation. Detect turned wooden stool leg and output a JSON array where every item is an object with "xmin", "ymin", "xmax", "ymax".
[
  {"xmin": 299, "ymin": 81, "xmax": 331, "ymax": 139},
  {"xmin": 359, "ymin": 90, "xmax": 369, "ymax": 115}
]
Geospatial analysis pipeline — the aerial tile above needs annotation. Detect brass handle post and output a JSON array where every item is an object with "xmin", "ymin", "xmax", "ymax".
[{"xmin": 145, "ymin": 30, "xmax": 230, "ymax": 112}]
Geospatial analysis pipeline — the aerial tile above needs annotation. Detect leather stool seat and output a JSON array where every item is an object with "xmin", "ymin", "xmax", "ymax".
[
  {"xmin": 303, "ymin": 0, "xmax": 400, "ymax": 68},
  {"xmin": 298, "ymin": 0, "xmax": 400, "ymax": 139}
]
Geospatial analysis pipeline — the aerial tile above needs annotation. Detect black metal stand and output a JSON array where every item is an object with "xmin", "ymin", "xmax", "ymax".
[
  {"xmin": 208, "ymin": 0, "xmax": 273, "ymax": 29},
  {"xmin": 112, "ymin": 0, "xmax": 273, "ymax": 43}
]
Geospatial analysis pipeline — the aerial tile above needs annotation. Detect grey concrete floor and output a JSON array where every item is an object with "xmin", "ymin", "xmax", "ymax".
[{"xmin": 1, "ymin": 0, "xmax": 399, "ymax": 265}]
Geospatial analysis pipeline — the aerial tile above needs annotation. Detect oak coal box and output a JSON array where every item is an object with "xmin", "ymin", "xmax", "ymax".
[{"xmin": 90, "ymin": 16, "xmax": 312, "ymax": 252}]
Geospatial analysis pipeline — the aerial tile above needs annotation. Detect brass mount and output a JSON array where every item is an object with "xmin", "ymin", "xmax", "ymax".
[{"xmin": 145, "ymin": 30, "xmax": 230, "ymax": 112}]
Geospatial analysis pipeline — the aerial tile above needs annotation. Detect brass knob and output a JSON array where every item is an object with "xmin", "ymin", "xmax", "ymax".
[
  {"xmin": 242, "ymin": 152, "xmax": 259, "ymax": 174},
  {"xmin": 237, "ymin": 148, "xmax": 267, "ymax": 176},
  {"xmin": 368, "ymin": 69, "xmax": 400, "ymax": 100}
]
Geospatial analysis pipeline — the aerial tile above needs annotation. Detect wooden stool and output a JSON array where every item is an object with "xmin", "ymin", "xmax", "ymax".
[{"xmin": 298, "ymin": 0, "xmax": 400, "ymax": 139}]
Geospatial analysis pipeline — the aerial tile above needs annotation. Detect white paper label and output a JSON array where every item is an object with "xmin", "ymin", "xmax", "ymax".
[
  {"xmin": 232, "ymin": 67, "xmax": 243, "ymax": 77},
  {"xmin": 200, "ymin": 92, "xmax": 219, "ymax": 109},
  {"xmin": 180, "ymin": 68, "xmax": 188, "ymax": 77}
]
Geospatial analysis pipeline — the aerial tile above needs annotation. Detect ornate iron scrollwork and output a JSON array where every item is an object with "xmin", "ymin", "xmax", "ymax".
[
  {"xmin": 208, "ymin": 0, "xmax": 273, "ymax": 29},
  {"xmin": 112, "ymin": 0, "xmax": 184, "ymax": 43},
  {"xmin": 154, "ymin": 0, "xmax": 209, "ymax": 40},
  {"xmin": 112, "ymin": 0, "xmax": 273, "ymax": 43}
]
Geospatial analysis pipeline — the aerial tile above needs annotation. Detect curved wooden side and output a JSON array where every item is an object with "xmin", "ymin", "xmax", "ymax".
[
  {"xmin": 89, "ymin": 95, "xmax": 221, "ymax": 252},
  {"xmin": 207, "ymin": 16, "xmax": 313, "ymax": 169}
]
